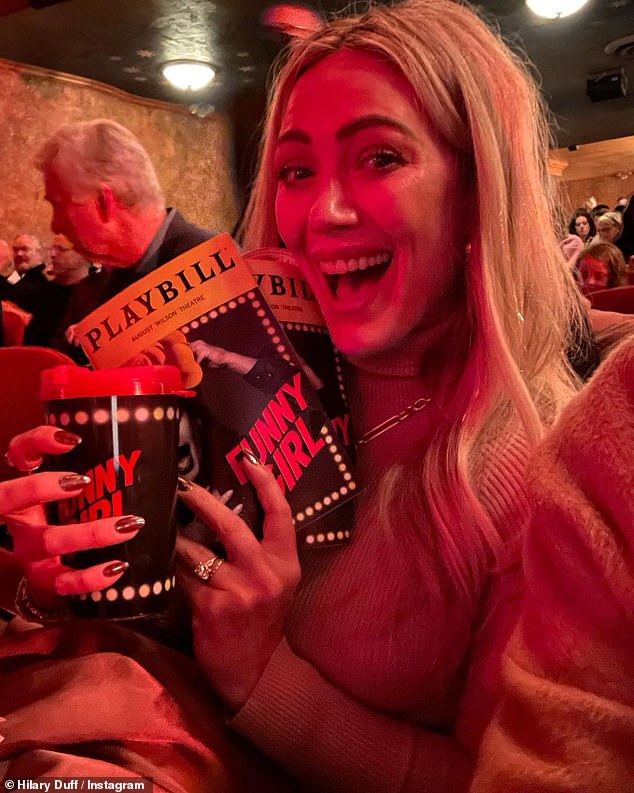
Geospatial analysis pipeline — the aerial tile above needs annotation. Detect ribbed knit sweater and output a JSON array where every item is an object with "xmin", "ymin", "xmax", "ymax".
[{"xmin": 230, "ymin": 336, "xmax": 531, "ymax": 793}]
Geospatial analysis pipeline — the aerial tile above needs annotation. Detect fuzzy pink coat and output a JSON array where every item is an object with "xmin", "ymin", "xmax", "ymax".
[{"xmin": 472, "ymin": 337, "xmax": 634, "ymax": 791}]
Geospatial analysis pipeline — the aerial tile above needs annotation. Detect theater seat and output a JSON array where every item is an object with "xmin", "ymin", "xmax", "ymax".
[
  {"xmin": 1, "ymin": 300, "xmax": 32, "ymax": 346},
  {"xmin": 589, "ymin": 286, "xmax": 634, "ymax": 314},
  {"xmin": 0, "ymin": 346, "xmax": 76, "ymax": 482},
  {"xmin": 0, "ymin": 347, "xmax": 78, "ymax": 612}
]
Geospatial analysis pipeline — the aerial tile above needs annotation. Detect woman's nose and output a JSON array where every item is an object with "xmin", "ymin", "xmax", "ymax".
[{"xmin": 308, "ymin": 178, "xmax": 358, "ymax": 231}]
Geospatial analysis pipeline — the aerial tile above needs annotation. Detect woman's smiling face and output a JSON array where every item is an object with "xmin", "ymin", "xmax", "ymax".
[{"xmin": 274, "ymin": 50, "xmax": 464, "ymax": 357}]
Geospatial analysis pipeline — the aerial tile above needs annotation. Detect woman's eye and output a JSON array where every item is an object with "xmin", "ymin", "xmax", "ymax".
[
  {"xmin": 277, "ymin": 164, "xmax": 313, "ymax": 184},
  {"xmin": 360, "ymin": 148, "xmax": 406, "ymax": 171}
]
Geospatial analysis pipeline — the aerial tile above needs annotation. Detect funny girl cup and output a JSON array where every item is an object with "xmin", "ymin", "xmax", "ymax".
[{"xmin": 40, "ymin": 365, "xmax": 189, "ymax": 619}]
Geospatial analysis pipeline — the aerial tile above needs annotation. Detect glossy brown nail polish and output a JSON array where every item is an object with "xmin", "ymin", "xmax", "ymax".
[
  {"xmin": 115, "ymin": 515, "xmax": 145, "ymax": 533},
  {"xmin": 242, "ymin": 448, "xmax": 260, "ymax": 466},
  {"xmin": 177, "ymin": 475, "xmax": 194, "ymax": 491},
  {"xmin": 59, "ymin": 473, "xmax": 91, "ymax": 491},
  {"xmin": 103, "ymin": 561, "xmax": 129, "ymax": 577},
  {"xmin": 54, "ymin": 430, "xmax": 82, "ymax": 446}
]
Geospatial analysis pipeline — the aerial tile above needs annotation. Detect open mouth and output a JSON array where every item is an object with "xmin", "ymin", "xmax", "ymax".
[{"xmin": 319, "ymin": 252, "xmax": 392, "ymax": 300}]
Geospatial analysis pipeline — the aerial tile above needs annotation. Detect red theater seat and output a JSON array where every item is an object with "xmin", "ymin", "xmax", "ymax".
[
  {"xmin": 0, "ymin": 346, "xmax": 76, "ymax": 482},
  {"xmin": 589, "ymin": 286, "xmax": 634, "ymax": 314}
]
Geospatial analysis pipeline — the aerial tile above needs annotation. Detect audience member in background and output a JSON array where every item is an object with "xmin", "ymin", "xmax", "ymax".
[
  {"xmin": 568, "ymin": 208, "xmax": 595, "ymax": 246},
  {"xmin": 615, "ymin": 195, "xmax": 629, "ymax": 211},
  {"xmin": 12, "ymin": 233, "xmax": 46, "ymax": 277},
  {"xmin": 590, "ymin": 203, "xmax": 610, "ymax": 221},
  {"xmin": 559, "ymin": 232, "xmax": 584, "ymax": 264},
  {"xmin": 0, "ymin": 239, "xmax": 20, "ymax": 286},
  {"xmin": 616, "ymin": 194, "xmax": 634, "ymax": 263},
  {"xmin": 576, "ymin": 242, "xmax": 625, "ymax": 295},
  {"xmin": 594, "ymin": 210, "xmax": 623, "ymax": 245},
  {"xmin": 37, "ymin": 119, "xmax": 215, "ymax": 344},
  {"xmin": 0, "ymin": 234, "xmax": 72, "ymax": 346},
  {"xmin": 0, "ymin": 234, "xmax": 48, "ymax": 302},
  {"xmin": 48, "ymin": 234, "xmax": 91, "ymax": 286}
]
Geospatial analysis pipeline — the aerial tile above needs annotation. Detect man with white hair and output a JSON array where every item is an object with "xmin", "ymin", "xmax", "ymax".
[{"xmin": 37, "ymin": 118, "xmax": 216, "ymax": 340}]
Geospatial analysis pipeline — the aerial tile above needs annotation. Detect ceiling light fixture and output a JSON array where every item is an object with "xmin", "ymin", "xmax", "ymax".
[
  {"xmin": 161, "ymin": 60, "xmax": 215, "ymax": 91},
  {"xmin": 525, "ymin": 0, "xmax": 590, "ymax": 18}
]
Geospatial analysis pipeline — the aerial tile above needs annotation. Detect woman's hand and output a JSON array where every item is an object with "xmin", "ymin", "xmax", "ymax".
[
  {"xmin": 176, "ymin": 457, "xmax": 300, "ymax": 712},
  {"xmin": 1, "ymin": 426, "xmax": 143, "ymax": 610}
]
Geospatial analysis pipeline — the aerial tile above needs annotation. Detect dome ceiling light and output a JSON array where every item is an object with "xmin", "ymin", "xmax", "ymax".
[
  {"xmin": 161, "ymin": 60, "xmax": 215, "ymax": 91},
  {"xmin": 525, "ymin": 0, "xmax": 590, "ymax": 19}
]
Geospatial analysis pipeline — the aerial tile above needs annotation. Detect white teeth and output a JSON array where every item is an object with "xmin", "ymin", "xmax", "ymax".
[{"xmin": 320, "ymin": 253, "xmax": 391, "ymax": 275}]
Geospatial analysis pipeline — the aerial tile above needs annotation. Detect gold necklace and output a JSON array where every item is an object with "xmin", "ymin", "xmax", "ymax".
[{"xmin": 355, "ymin": 396, "xmax": 432, "ymax": 448}]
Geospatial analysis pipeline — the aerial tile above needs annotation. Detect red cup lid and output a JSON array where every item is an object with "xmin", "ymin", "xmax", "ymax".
[{"xmin": 40, "ymin": 365, "xmax": 192, "ymax": 400}]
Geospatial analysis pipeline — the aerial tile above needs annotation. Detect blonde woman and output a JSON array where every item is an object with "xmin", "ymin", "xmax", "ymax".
[
  {"xmin": 594, "ymin": 210, "xmax": 624, "ymax": 245},
  {"xmin": 2, "ymin": 1, "xmax": 611, "ymax": 791}
]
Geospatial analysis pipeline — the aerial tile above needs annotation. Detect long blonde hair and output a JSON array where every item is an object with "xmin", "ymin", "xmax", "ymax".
[{"xmin": 240, "ymin": 0, "xmax": 583, "ymax": 609}]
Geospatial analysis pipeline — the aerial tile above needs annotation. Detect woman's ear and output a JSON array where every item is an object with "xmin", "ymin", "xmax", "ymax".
[{"xmin": 96, "ymin": 185, "xmax": 116, "ymax": 222}]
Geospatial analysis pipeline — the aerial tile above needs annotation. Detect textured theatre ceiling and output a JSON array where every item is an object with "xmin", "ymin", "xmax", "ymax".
[{"xmin": 0, "ymin": 0, "xmax": 633, "ymax": 168}]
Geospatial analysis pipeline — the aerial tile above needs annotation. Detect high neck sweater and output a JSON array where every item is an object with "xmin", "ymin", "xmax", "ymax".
[{"xmin": 230, "ymin": 335, "xmax": 531, "ymax": 793}]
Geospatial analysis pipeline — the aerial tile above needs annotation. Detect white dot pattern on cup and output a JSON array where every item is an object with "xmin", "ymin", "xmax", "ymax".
[
  {"xmin": 48, "ymin": 405, "xmax": 179, "ymax": 426},
  {"xmin": 82, "ymin": 576, "xmax": 178, "ymax": 608}
]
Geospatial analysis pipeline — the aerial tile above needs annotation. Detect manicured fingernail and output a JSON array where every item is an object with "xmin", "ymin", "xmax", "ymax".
[
  {"xmin": 59, "ymin": 473, "xmax": 91, "ymax": 491},
  {"xmin": 54, "ymin": 430, "xmax": 82, "ymax": 446},
  {"xmin": 103, "ymin": 561, "xmax": 129, "ymax": 577},
  {"xmin": 177, "ymin": 475, "xmax": 194, "ymax": 491},
  {"xmin": 115, "ymin": 515, "xmax": 145, "ymax": 533},
  {"xmin": 242, "ymin": 448, "xmax": 260, "ymax": 466}
]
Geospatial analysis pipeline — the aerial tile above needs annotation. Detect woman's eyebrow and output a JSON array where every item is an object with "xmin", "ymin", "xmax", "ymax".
[
  {"xmin": 276, "ymin": 129, "xmax": 311, "ymax": 146},
  {"xmin": 336, "ymin": 115, "xmax": 414, "ymax": 140},
  {"xmin": 276, "ymin": 115, "xmax": 413, "ymax": 147}
]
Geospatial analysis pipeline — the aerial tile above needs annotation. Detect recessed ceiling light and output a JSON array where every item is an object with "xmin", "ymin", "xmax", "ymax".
[
  {"xmin": 525, "ymin": 0, "xmax": 590, "ymax": 18},
  {"xmin": 161, "ymin": 60, "xmax": 215, "ymax": 91}
]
